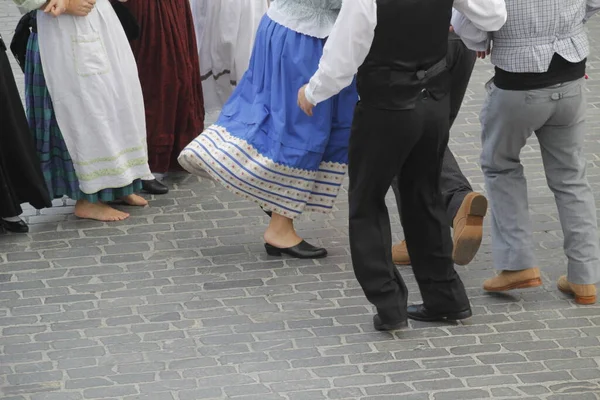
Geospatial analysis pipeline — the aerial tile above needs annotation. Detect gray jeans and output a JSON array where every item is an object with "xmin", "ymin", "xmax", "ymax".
[{"xmin": 480, "ymin": 78, "xmax": 600, "ymax": 285}]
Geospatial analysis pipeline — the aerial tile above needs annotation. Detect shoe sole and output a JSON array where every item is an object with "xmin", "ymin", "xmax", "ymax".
[
  {"xmin": 557, "ymin": 285, "xmax": 597, "ymax": 305},
  {"xmin": 408, "ymin": 308, "xmax": 473, "ymax": 322},
  {"xmin": 142, "ymin": 189, "xmax": 169, "ymax": 195},
  {"xmin": 453, "ymin": 194, "xmax": 488, "ymax": 266},
  {"xmin": 374, "ymin": 321, "xmax": 409, "ymax": 331},
  {"xmin": 485, "ymin": 277, "xmax": 543, "ymax": 292},
  {"xmin": 264, "ymin": 244, "xmax": 328, "ymax": 259}
]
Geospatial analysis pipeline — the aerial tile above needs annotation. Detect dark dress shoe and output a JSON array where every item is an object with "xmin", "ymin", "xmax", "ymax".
[
  {"xmin": 373, "ymin": 314, "xmax": 408, "ymax": 332},
  {"xmin": 1, "ymin": 218, "xmax": 29, "ymax": 233},
  {"xmin": 142, "ymin": 179, "xmax": 169, "ymax": 195},
  {"xmin": 407, "ymin": 304, "xmax": 472, "ymax": 322},
  {"xmin": 264, "ymin": 240, "xmax": 327, "ymax": 259}
]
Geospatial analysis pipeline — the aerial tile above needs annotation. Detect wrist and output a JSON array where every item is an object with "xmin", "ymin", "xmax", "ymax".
[
  {"xmin": 65, "ymin": 0, "xmax": 75, "ymax": 14},
  {"xmin": 304, "ymin": 83, "xmax": 318, "ymax": 107}
]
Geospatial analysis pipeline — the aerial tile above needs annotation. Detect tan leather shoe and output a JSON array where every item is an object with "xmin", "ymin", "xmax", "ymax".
[
  {"xmin": 483, "ymin": 267, "xmax": 542, "ymax": 292},
  {"xmin": 392, "ymin": 240, "xmax": 411, "ymax": 265},
  {"xmin": 557, "ymin": 276, "xmax": 597, "ymax": 305},
  {"xmin": 453, "ymin": 192, "xmax": 488, "ymax": 266}
]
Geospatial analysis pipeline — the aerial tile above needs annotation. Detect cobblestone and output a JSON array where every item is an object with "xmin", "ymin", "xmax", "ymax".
[{"xmin": 2, "ymin": 2, "xmax": 600, "ymax": 400}]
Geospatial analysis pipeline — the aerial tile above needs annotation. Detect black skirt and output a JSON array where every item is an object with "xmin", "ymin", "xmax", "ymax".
[{"xmin": 0, "ymin": 37, "xmax": 51, "ymax": 218}]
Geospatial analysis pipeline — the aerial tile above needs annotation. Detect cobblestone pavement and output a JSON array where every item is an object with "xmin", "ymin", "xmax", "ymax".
[{"xmin": 2, "ymin": 4, "xmax": 600, "ymax": 400}]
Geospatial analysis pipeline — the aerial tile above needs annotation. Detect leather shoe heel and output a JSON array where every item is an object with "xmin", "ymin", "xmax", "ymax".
[
  {"xmin": 407, "ymin": 304, "xmax": 472, "ymax": 322},
  {"xmin": 264, "ymin": 243, "xmax": 282, "ymax": 256},
  {"xmin": 142, "ymin": 179, "xmax": 169, "ymax": 195},
  {"xmin": 264, "ymin": 241, "xmax": 327, "ymax": 259},
  {"xmin": 373, "ymin": 314, "xmax": 408, "ymax": 331}
]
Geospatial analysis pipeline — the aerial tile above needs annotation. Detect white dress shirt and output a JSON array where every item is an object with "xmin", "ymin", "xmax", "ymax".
[
  {"xmin": 304, "ymin": 0, "xmax": 507, "ymax": 106},
  {"xmin": 305, "ymin": 0, "xmax": 506, "ymax": 105}
]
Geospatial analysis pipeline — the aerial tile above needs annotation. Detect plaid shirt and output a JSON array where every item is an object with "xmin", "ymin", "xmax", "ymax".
[{"xmin": 491, "ymin": 0, "xmax": 590, "ymax": 73}]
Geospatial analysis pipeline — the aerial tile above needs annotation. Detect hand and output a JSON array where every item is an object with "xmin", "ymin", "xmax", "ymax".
[
  {"xmin": 297, "ymin": 84, "xmax": 314, "ymax": 117},
  {"xmin": 449, "ymin": 25, "xmax": 454, "ymax": 32},
  {"xmin": 477, "ymin": 48, "xmax": 491, "ymax": 59},
  {"xmin": 66, "ymin": 0, "xmax": 97, "ymax": 17},
  {"xmin": 43, "ymin": 0, "xmax": 69, "ymax": 17}
]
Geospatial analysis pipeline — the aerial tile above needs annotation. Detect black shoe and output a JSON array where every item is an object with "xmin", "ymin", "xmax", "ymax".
[
  {"xmin": 373, "ymin": 314, "xmax": 408, "ymax": 331},
  {"xmin": 407, "ymin": 304, "xmax": 472, "ymax": 322},
  {"xmin": 142, "ymin": 179, "xmax": 169, "ymax": 195},
  {"xmin": 1, "ymin": 218, "xmax": 29, "ymax": 233},
  {"xmin": 264, "ymin": 240, "xmax": 327, "ymax": 259}
]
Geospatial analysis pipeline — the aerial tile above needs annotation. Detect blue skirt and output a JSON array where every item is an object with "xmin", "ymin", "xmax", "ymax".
[{"xmin": 179, "ymin": 16, "xmax": 358, "ymax": 219}]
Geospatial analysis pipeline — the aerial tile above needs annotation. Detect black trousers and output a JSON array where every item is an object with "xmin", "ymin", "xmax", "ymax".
[
  {"xmin": 349, "ymin": 91, "xmax": 470, "ymax": 321},
  {"xmin": 391, "ymin": 38, "xmax": 476, "ymax": 226}
]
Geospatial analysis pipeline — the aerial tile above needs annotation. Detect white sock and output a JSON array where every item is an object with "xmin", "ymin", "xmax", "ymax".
[
  {"xmin": 153, "ymin": 173, "xmax": 166, "ymax": 181},
  {"xmin": 3, "ymin": 216, "xmax": 22, "ymax": 222}
]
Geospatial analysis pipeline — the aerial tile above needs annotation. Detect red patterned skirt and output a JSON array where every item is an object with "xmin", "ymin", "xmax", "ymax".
[{"xmin": 124, "ymin": 0, "xmax": 205, "ymax": 173}]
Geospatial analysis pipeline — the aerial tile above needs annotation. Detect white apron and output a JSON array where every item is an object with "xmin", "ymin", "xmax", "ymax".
[
  {"xmin": 37, "ymin": 0, "xmax": 152, "ymax": 194},
  {"xmin": 190, "ymin": 0, "xmax": 268, "ymax": 116}
]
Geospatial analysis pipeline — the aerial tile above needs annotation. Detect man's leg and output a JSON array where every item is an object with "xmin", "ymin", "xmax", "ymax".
[
  {"xmin": 443, "ymin": 38, "xmax": 489, "ymax": 265},
  {"xmin": 348, "ymin": 104, "xmax": 422, "ymax": 330},
  {"xmin": 440, "ymin": 150, "xmax": 472, "ymax": 219},
  {"xmin": 441, "ymin": 37, "xmax": 477, "ymax": 219},
  {"xmin": 535, "ymin": 79, "xmax": 600, "ymax": 304},
  {"xmin": 392, "ymin": 38, "xmax": 476, "ymax": 212},
  {"xmin": 390, "ymin": 177, "xmax": 411, "ymax": 265},
  {"xmin": 480, "ymin": 82, "xmax": 551, "ymax": 291},
  {"xmin": 392, "ymin": 38, "xmax": 486, "ymax": 266},
  {"xmin": 399, "ymin": 92, "xmax": 470, "ymax": 319}
]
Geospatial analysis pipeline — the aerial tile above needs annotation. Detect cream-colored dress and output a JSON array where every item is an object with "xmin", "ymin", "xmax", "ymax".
[{"xmin": 190, "ymin": 0, "xmax": 269, "ymax": 120}]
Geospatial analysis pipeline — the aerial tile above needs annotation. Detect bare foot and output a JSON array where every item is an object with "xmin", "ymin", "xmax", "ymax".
[
  {"xmin": 263, "ymin": 212, "xmax": 303, "ymax": 249},
  {"xmin": 120, "ymin": 194, "xmax": 148, "ymax": 207},
  {"xmin": 74, "ymin": 200, "xmax": 130, "ymax": 222}
]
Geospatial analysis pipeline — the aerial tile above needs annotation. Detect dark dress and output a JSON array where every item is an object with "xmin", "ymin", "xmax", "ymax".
[
  {"xmin": 123, "ymin": 0, "xmax": 205, "ymax": 173},
  {"xmin": 0, "ymin": 35, "xmax": 51, "ymax": 218}
]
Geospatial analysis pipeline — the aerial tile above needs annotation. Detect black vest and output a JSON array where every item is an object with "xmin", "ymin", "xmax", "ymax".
[{"xmin": 357, "ymin": 0, "xmax": 454, "ymax": 110}]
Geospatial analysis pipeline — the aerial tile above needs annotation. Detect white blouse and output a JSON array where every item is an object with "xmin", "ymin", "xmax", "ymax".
[
  {"xmin": 12, "ymin": 0, "xmax": 45, "ymax": 13},
  {"xmin": 267, "ymin": 0, "xmax": 342, "ymax": 38}
]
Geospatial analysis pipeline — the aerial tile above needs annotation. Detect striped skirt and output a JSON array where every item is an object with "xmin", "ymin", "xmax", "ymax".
[
  {"xmin": 25, "ymin": 32, "xmax": 141, "ymax": 202},
  {"xmin": 179, "ymin": 16, "xmax": 357, "ymax": 219}
]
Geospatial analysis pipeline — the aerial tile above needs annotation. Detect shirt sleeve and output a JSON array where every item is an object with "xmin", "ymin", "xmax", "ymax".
[
  {"xmin": 451, "ymin": 11, "xmax": 490, "ymax": 51},
  {"xmin": 585, "ymin": 0, "xmax": 600, "ymax": 23},
  {"xmin": 451, "ymin": 0, "xmax": 507, "ymax": 52},
  {"xmin": 304, "ymin": 0, "xmax": 377, "ymax": 106},
  {"xmin": 452, "ymin": 0, "xmax": 507, "ymax": 31},
  {"xmin": 12, "ymin": 0, "xmax": 47, "ymax": 11}
]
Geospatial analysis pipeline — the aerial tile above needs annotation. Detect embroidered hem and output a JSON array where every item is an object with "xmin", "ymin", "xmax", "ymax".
[{"xmin": 179, "ymin": 125, "xmax": 347, "ymax": 219}]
